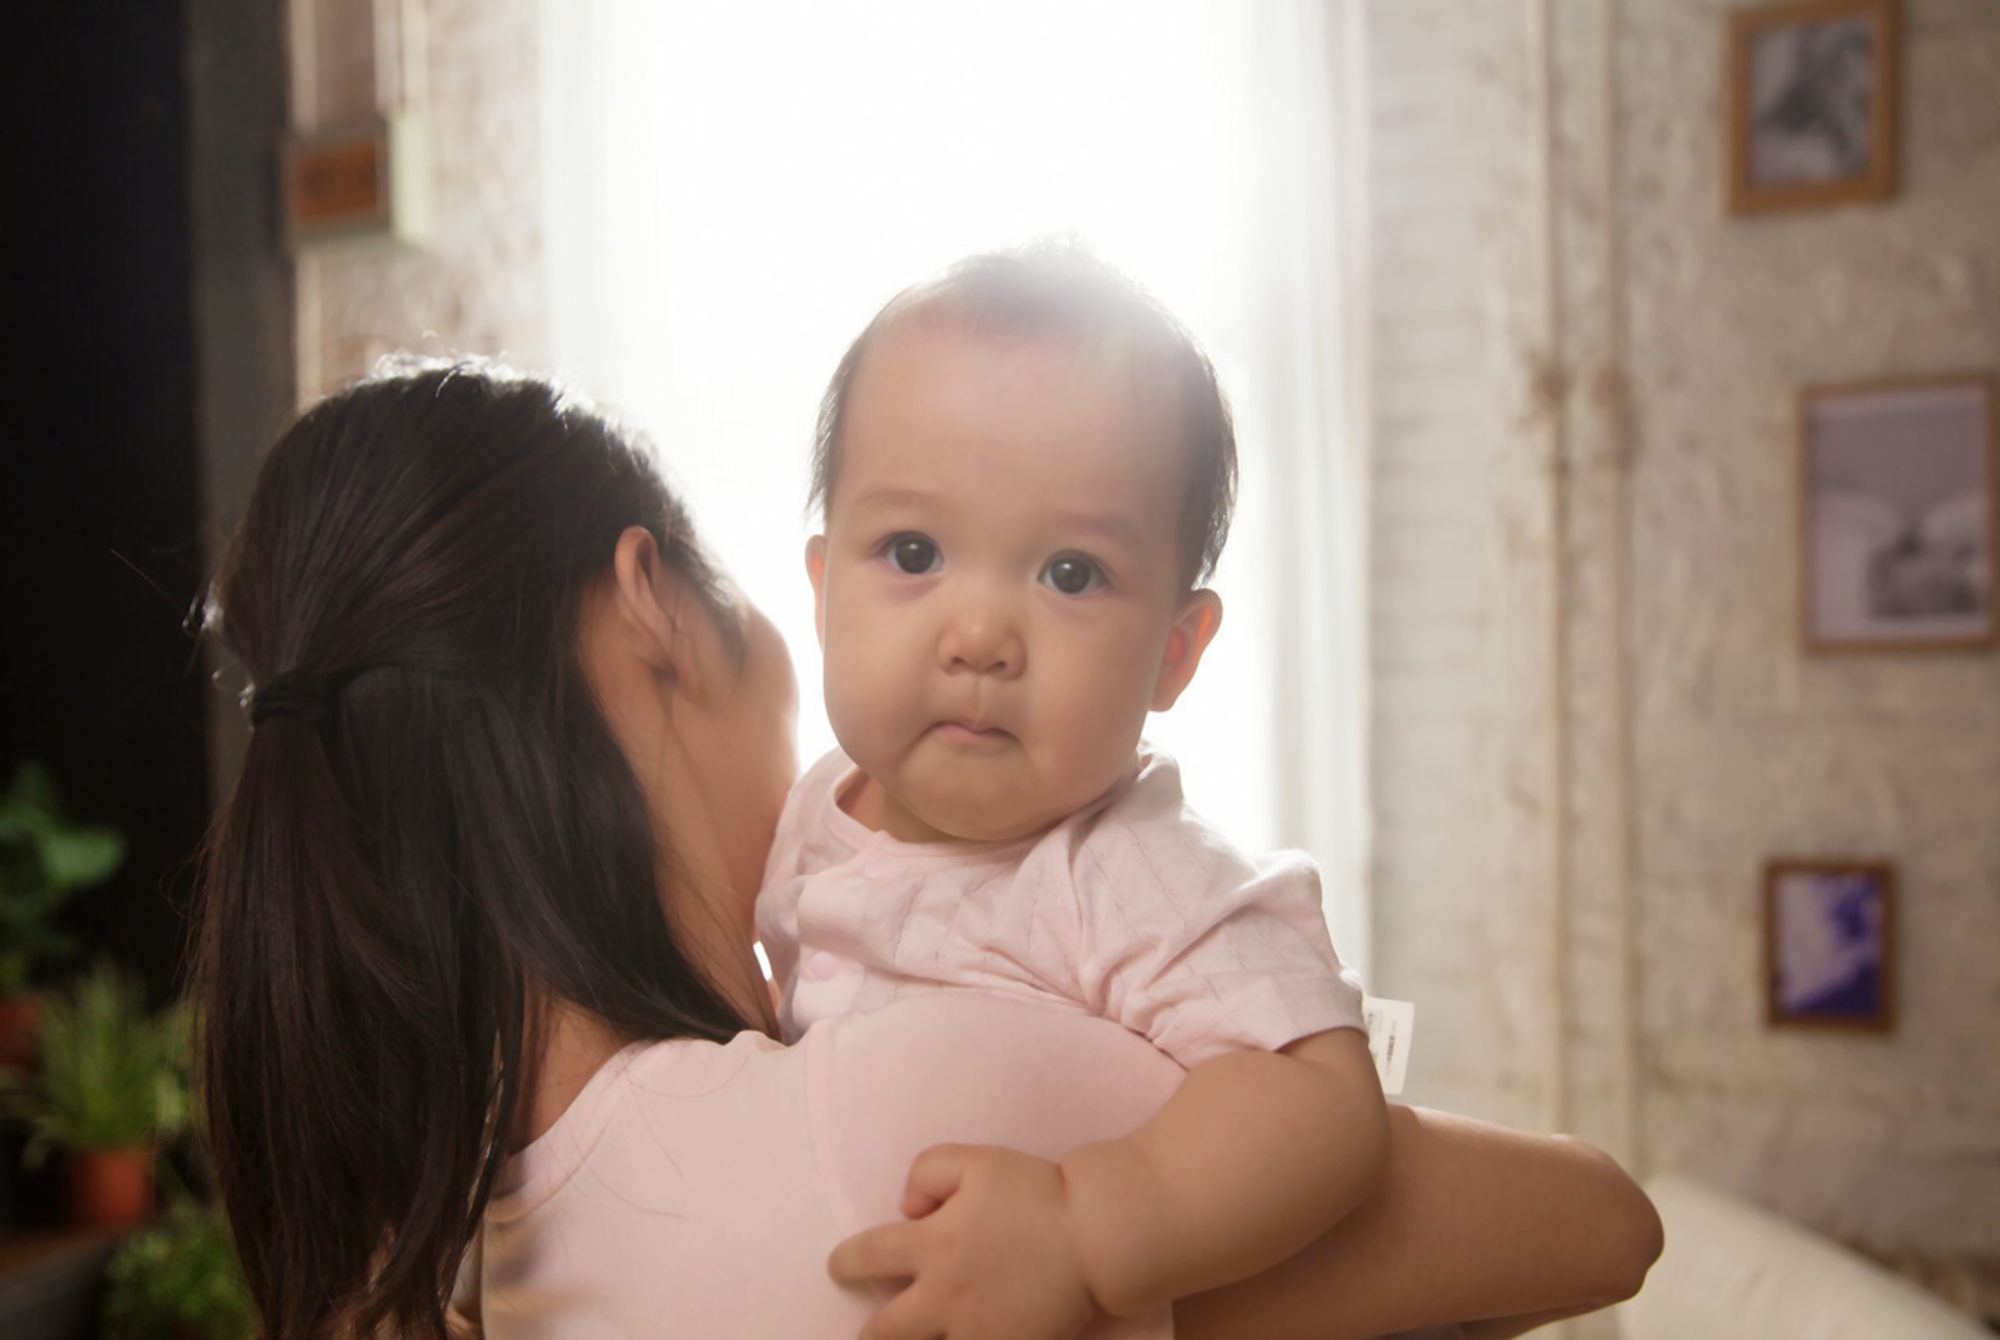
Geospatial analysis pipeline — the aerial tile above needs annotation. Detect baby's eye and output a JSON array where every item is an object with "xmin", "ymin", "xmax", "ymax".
[
  {"xmin": 1041, "ymin": 555, "xmax": 1104, "ymax": 596},
  {"xmin": 886, "ymin": 534, "xmax": 941, "ymax": 575}
]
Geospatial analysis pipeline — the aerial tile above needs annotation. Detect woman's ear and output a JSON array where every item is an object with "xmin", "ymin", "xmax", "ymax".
[
  {"xmin": 1152, "ymin": 589, "xmax": 1223, "ymax": 712},
  {"xmin": 612, "ymin": 526, "xmax": 702, "ymax": 699},
  {"xmin": 805, "ymin": 535, "xmax": 828, "ymax": 651}
]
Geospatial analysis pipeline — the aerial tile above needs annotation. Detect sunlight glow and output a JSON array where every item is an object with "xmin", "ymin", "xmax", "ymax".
[{"xmin": 544, "ymin": 0, "xmax": 1276, "ymax": 849}]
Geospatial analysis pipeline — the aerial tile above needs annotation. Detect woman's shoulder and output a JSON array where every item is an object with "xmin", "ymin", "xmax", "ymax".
[
  {"xmin": 475, "ymin": 1003, "xmax": 1181, "ymax": 1339},
  {"xmin": 478, "ymin": 1026, "xmax": 867, "ymax": 1338},
  {"xmin": 493, "ymin": 1030, "xmax": 797, "ymax": 1216},
  {"xmin": 812, "ymin": 997, "xmax": 1184, "ymax": 1228},
  {"xmin": 620, "ymin": 1025, "xmax": 793, "ymax": 1091},
  {"xmin": 502, "ymin": 999, "xmax": 1184, "ymax": 1221}
]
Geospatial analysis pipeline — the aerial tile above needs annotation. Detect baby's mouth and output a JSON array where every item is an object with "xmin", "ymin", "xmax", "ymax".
[{"xmin": 929, "ymin": 720, "xmax": 1014, "ymax": 747}]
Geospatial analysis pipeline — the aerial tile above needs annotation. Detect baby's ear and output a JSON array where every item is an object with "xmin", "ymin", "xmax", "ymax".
[
  {"xmin": 1152, "ymin": 589, "xmax": 1223, "ymax": 712},
  {"xmin": 805, "ymin": 536, "xmax": 828, "ymax": 650}
]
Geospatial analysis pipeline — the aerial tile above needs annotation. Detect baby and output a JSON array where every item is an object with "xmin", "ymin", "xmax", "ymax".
[{"xmin": 757, "ymin": 245, "xmax": 1386, "ymax": 1337}]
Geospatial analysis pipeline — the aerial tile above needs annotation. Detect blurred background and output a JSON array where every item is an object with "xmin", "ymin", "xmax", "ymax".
[{"xmin": 0, "ymin": 0, "xmax": 1995, "ymax": 1336}]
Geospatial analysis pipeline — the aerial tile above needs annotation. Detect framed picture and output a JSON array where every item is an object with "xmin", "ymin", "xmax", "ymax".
[
  {"xmin": 281, "ymin": 117, "xmax": 434, "ymax": 251},
  {"xmin": 1726, "ymin": 0, "xmax": 1900, "ymax": 215},
  {"xmin": 1801, "ymin": 376, "xmax": 1997, "ymax": 652},
  {"xmin": 1764, "ymin": 859, "xmax": 1895, "ymax": 1031}
]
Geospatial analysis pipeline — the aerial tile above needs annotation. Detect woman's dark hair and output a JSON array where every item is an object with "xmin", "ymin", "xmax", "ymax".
[{"xmin": 195, "ymin": 357, "xmax": 751, "ymax": 1339}]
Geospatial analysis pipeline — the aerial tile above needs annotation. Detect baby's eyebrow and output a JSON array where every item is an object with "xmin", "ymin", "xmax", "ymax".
[
  {"xmin": 846, "ymin": 484, "xmax": 936, "ymax": 513},
  {"xmin": 1046, "ymin": 509, "xmax": 1148, "ymax": 553}
]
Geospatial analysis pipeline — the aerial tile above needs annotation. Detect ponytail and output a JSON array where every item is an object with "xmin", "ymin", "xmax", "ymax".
[{"xmin": 201, "ymin": 700, "xmax": 515, "ymax": 1337}]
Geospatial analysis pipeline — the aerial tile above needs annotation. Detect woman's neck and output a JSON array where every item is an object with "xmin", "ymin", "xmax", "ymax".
[
  {"xmin": 514, "ymin": 998, "xmax": 631, "ymax": 1149},
  {"xmin": 514, "ymin": 921, "xmax": 778, "ymax": 1151}
]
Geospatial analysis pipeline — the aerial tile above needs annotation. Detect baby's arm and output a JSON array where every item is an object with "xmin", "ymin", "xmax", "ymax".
[
  {"xmin": 1062, "ymin": 1025, "xmax": 1388, "ymax": 1313},
  {"xmin": 828, "ymin": 1025, "xmax": 1388, "ymax": 1335}
]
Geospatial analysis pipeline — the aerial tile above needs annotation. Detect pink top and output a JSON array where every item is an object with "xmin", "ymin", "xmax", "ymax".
[
  {"xmin": 472, "ymin": 994, "xmax": 1182, "ymax": 1338},
  {"xmin": 758, "ymin": 747, "xmax": 1365, "ymax": 1067}
]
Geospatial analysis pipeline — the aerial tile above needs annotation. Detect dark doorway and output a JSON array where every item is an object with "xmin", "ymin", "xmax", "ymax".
[{"xmin": 0, "ymin": 0, "xmax": 211, "ymax": 1003}]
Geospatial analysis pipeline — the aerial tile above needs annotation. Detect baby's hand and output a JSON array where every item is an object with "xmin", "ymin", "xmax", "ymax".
[{"xmin": 827, "ymin": 1143, "xmax": 1098, "ymax": 1340}]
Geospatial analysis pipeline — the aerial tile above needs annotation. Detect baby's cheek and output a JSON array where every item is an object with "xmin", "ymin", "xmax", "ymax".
[
  {"xmin": 822, "ymin": 637, "xmax": 909, "ymax": 762},
  {"xmin": 821, "ymin": 672, "xmax": 878, "ymax": 762},
  {"xmin": 1039, "ymin": 683, "xmax": 1150, "ymax": 803}
]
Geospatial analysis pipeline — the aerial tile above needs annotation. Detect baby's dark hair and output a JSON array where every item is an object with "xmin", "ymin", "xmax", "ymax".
[{"xmin": 809, "ymin": 243, "xmax": 1238, "ymax": 590}]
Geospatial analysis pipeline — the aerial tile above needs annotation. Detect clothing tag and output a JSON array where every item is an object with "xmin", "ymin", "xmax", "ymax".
[{"xmin": 1361, "ymin": 996, "xmax": 1415, "ymax": 1096}]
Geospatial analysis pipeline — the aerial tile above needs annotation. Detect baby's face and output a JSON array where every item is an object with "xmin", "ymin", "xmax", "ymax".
[{"xmin": 810, "ymin": 319, "xmax": 1216, "ymax": 843}]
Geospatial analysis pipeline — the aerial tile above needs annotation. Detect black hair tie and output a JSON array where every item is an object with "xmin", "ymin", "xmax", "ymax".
[{"xmin": 249, "ymin": 673, "xmax": 332, "ymax": 727}]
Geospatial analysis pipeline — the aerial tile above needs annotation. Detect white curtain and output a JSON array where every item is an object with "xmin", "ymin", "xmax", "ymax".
[{"xmin": 539, "ymin": 0, "xmax": 1372, "ymax": 980}]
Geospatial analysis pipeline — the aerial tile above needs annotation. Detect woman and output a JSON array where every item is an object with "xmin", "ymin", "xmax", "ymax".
[{"xmin": 197, "ymin": 358, "xmax": 1659, "ymax": 1339}]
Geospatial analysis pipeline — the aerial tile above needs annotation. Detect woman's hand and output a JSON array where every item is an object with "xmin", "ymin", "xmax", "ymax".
[{"xmin": 827, "ymin": 1143, "xmax": 1099, "ymax": 1340}]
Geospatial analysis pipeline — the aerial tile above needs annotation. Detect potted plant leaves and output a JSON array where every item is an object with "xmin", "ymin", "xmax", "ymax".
[
  {"xmin": 4, "ymin": 963, "xmax": 188, "ymax": 1230},
  {"xmin": 0, "ymin": 759, "xmax": 127, "ymax": 1069},
  {"xmin": 100, "ymin": 1194, "xmax": 254, "ymax": 1340}
]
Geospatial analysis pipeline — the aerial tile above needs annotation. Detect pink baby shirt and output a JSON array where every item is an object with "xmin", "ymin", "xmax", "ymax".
[{"xmin": 756, "ymin": 746, "xmax": 1366, "ymax": 1067}]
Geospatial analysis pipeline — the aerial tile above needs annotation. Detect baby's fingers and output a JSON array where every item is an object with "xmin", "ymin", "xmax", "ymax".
[
  {"xmin": 854, "ymin": 1283, "xmax": 947, "ymax": 1340},
  {"xmin": 828, "ymin": 1221, "xmax": 919, "ymax": 1288},
  {"xmin": 900, "ymin": 1142, "xmax": 976, "ymax": 1219}
]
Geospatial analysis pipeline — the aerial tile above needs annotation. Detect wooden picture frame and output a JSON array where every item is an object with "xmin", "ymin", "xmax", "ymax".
[
  {"xmin": 1726, "ymin": 0, "xmax": 1900, "ymax": 215},
  {"xmin": 1799, "ymin": 375, "xmax": 1998, "ymax": 654},
  {"xmin": 281, "ymin": 116, "xmax": 434, "ymax": 251},
  {"xmin": 1764, "ymin": 859, "xmax": 1896, "ymax": 1032}
]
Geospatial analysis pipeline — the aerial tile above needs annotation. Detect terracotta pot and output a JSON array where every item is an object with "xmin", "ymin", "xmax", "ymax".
[
  {"xmin": 63, "ymin": 1146, "xmax": 153, "ymax": 1231},
  {"xmin": 0, "ymin": 993, "xmax": 42, "ymax": 1071}
]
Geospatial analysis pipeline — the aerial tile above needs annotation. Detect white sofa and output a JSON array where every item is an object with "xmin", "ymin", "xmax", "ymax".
[{"xmin": 1614, "ymin": 1174, "xmax": 1990, "ymax": 1340}]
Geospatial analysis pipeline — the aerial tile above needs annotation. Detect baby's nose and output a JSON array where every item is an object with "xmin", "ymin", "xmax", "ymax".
[{"xmin": 938, "ymin": 604, "xmax": 1025, "ymax": 677}]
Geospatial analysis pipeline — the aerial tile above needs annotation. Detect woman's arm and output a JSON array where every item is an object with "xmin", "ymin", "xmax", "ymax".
[{"xmin": 1174, "ymin": 1104, "xmax": 1663, "ymax": 1340}]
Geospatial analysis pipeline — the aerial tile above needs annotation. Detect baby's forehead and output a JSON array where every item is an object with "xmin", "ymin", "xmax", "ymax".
[
  {"xmin": 859, "ymin": 308, "xmax": 1192, "ymax": 447},
  {"xmin": 841, "ymin": 317, "xmax": 1193, "ymax": 534},
  {"xmin": 864, "ymin": 317, "xmax": 1188, "ymax": 466}
]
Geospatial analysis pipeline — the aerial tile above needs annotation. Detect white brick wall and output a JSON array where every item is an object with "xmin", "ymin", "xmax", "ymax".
[
  {"xmin": 1370, "ymin": 0, "xmax": 2000, "ymax": 1274},
  {"xmin": 292, "ymin": 0, "xmax": 547, "ymax": 398},
  {"xmin": 1369, "ymin": 0, "xmax": 1559, "ymax": 1139}
]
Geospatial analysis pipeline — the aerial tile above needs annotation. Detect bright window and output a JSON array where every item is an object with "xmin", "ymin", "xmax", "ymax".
[{"xmin": 542, "ymin": 2, "xmax": 1369, "ymax": 974}]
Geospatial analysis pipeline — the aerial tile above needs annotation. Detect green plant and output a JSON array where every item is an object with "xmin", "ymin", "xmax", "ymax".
[
  {"xmin": 0, "ymin": 759, "xmax": 126, "ymax": 994},
  {"xmin": 100, "ymin": 1195, "xmax": 255, "ymax": 1340},
  {"xmin": 9, "ymin": 963, "xmax": 187, "ymax": 1159}
]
